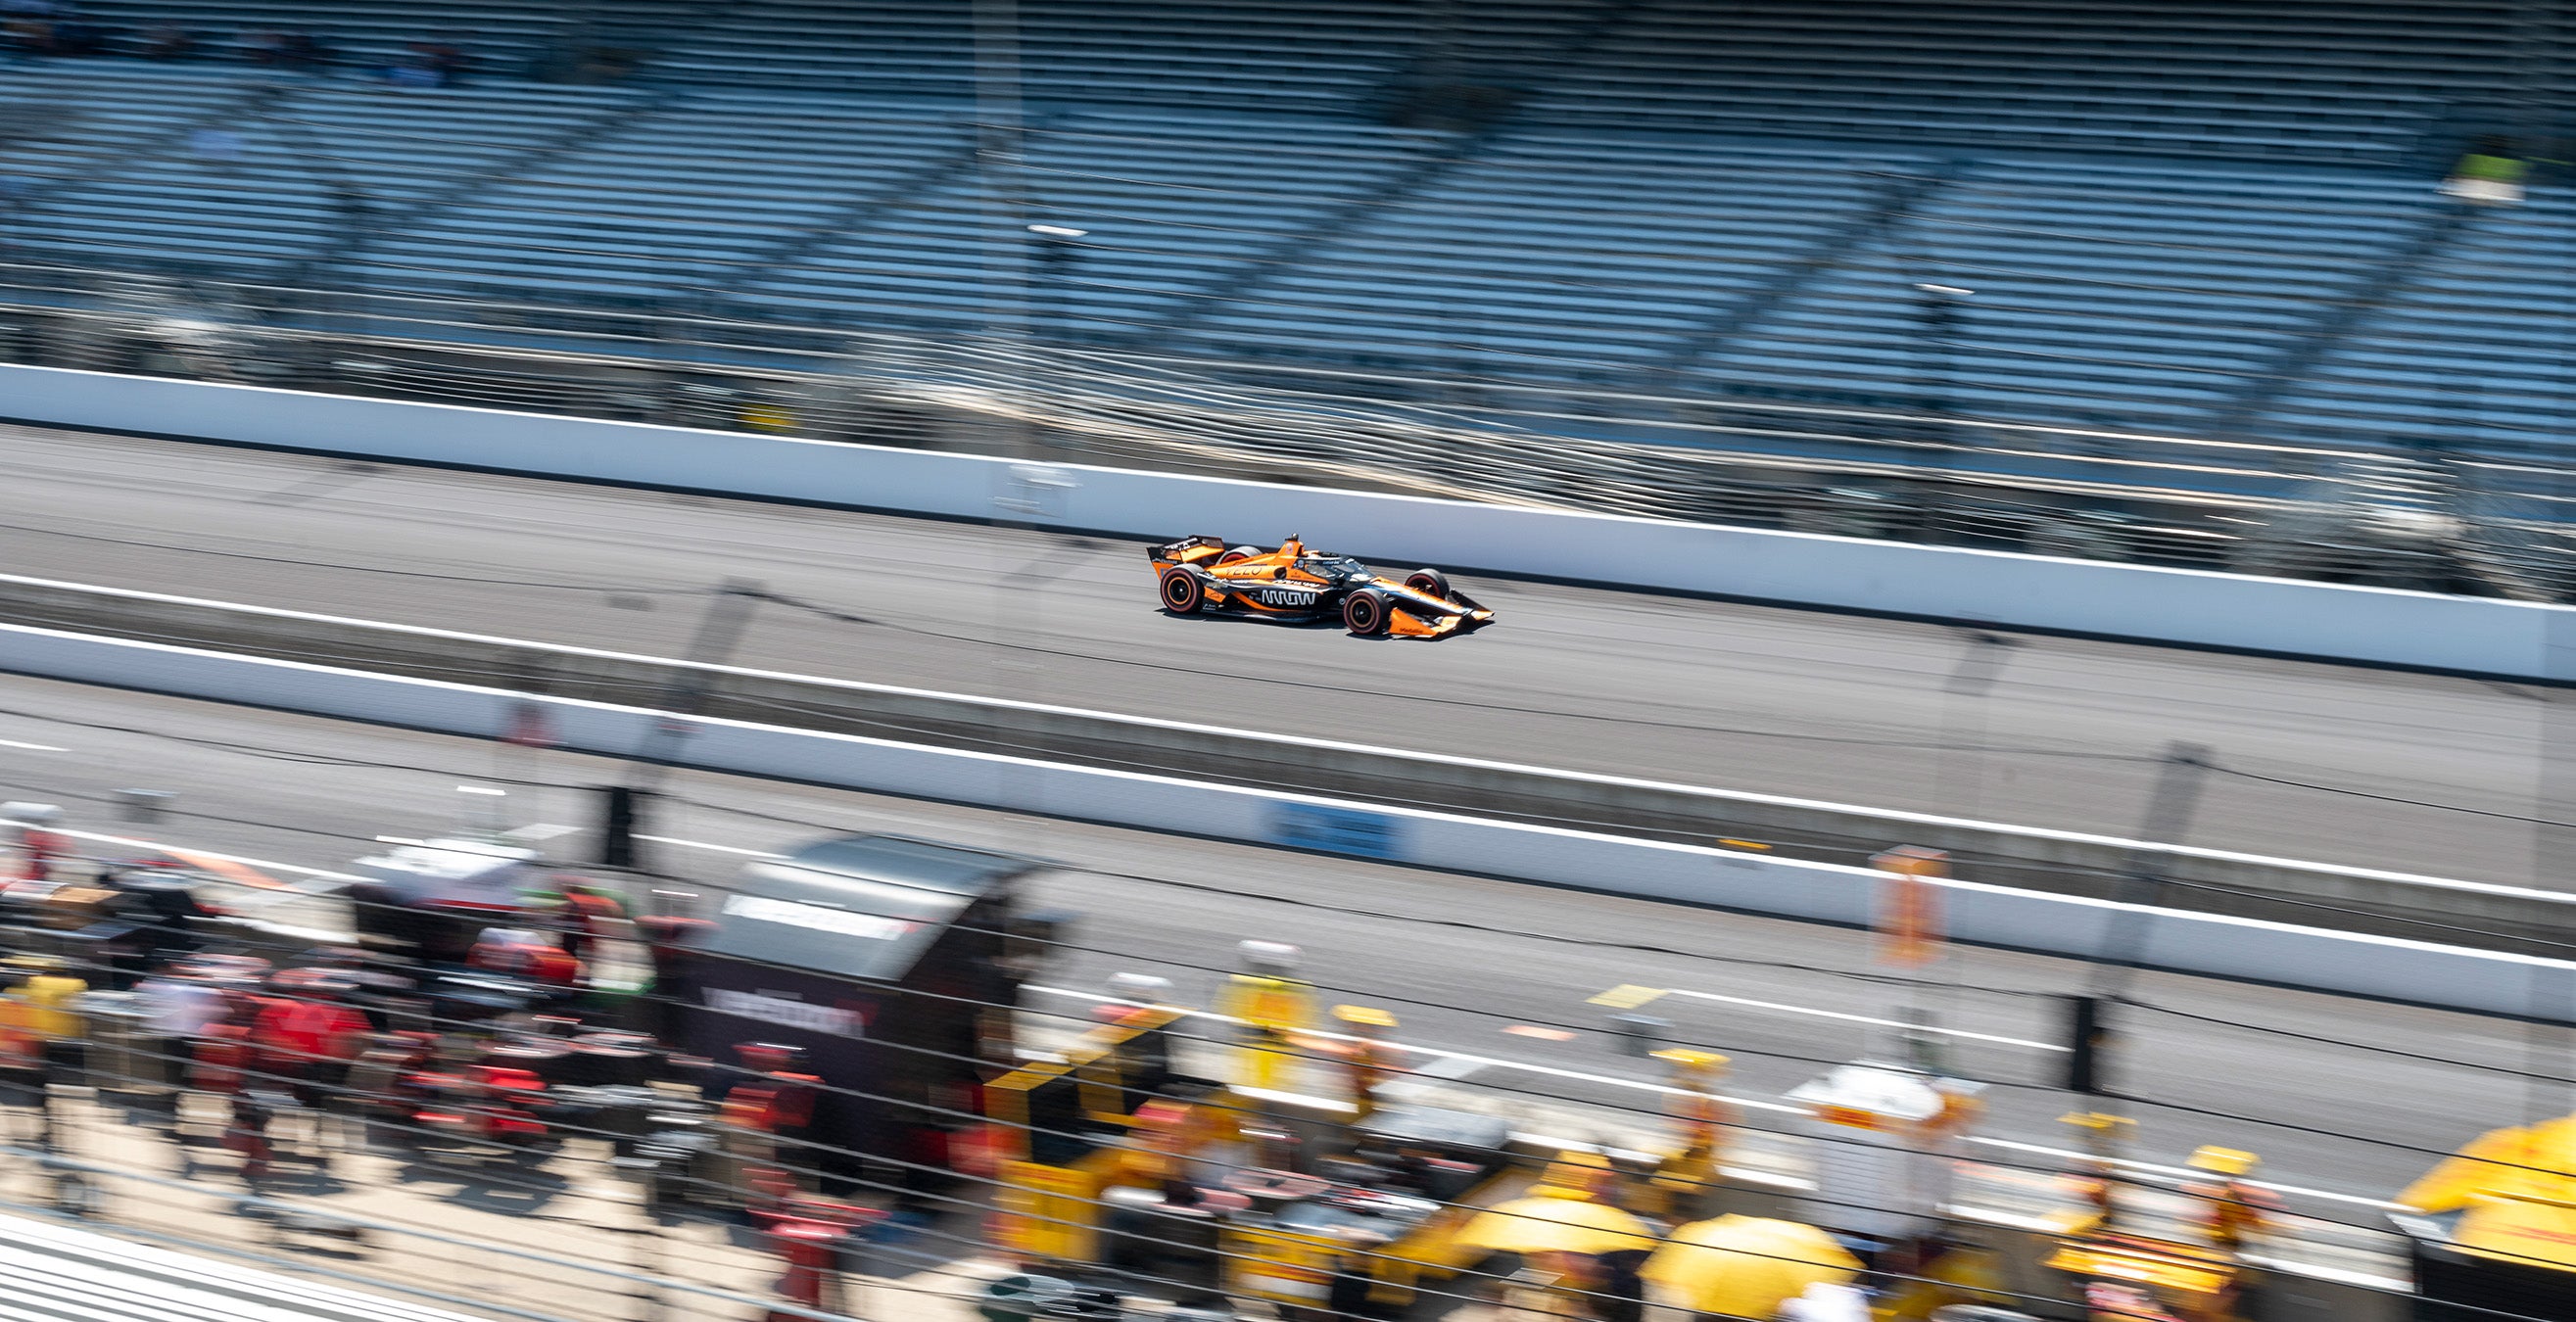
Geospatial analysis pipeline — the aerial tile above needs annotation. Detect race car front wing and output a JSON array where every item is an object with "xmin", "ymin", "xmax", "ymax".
[{"xmin": 1384, "ymin": 586, "xmax": 1496, "ymax": 637}]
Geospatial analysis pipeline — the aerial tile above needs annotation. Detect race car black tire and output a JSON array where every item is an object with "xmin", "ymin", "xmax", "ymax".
[
  {"xmin": 1344, "ymin": 590, "xmax": 1390, "ymax": 636},
  {"xmin": 1404, "ymin": 569, "xmax": 1450, "ymax": 599},
  {"xmin": 1216, "ymin": 546, "xmax": 1258, "ymax": 567},
  {"xmin": 1159, "ymin": 568, "xmax": 1205, "ymax": 614}
]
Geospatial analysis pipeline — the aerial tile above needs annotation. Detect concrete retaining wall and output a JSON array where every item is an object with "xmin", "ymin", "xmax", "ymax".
[
  {"xmin": 7, "ymin": 364, "xmax": 2573, "ymax": 680},
  {"xmin": 2, "ymin": 617, "xmax": 2566, "ymax": 1021}
]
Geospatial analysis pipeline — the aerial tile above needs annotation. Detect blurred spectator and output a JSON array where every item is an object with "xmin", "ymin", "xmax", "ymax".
[
  {"xmin": 1, "ymin": 175, "xmax": 28, "ymax": 265},
  {"xmin": 51, "ymin": 17, "xmax": 102, "ymax": 54},
  {"xmin": 1594, "ymin": 1250, "xmax": 1646, "ymax": 1322},
  {"xmin": 9, "ymin": 958, "xmax": 87, "ymax": 1096},
  {"xmin": 5, "ymin": 16, "xmax": 57, "ymax": 56},
  {"xmin": 240, "ymin": 27, "xmax": 283, "ymax": 65},
  {"xmin": 3, "ymin": 802, "xmax": 64, "ymax": 883},
  {"xmin": 2080, "ymin": 1283, "xmax": 2182, "ymax": 1322},
  {"xmin": 2444, "ymin": 135, "xmax": 2527, "ymax": 206},
  {"xmin": 1325, "ymin": 1249, "xmax": 1380, "ymax": 1322},
  {"xmin": 1775, "ymin": 1283, "xmax": 1871, "ymax": 1321},
  {"xmin": 466, "ymin": 926, "xmax": 580, "ymax": 988},
  {"xmin": 369, "ymin": 39, "xmax": 468, "ymax": 87},
  {"xmin": 251, "ymin": 987, "xmax": 366, "ymax": 1109},
  {"xmin": 139, "ymin": 22, "xmax": 191, "ymax": 59},
  {"xmin": 137, "ymin": 971, "xmax": 222, "ymax": 1037},
  {"xmin": 190, "ymin": 1005, "xmax": 253, "ymax": 1096},
  {"xmin": 381, "ymin": 43, "xmax": 441, "ymax": 87},
  {"xmin": 186, "ymin": 126, "xmax": 243, "ymax": 162},
  {"xmin": 136, "ymin": 970, "xmax": 222, "ymax": 1092},
  {"xmin": 278, "ymin": 28, "xmax": 323, "ymax": 71},
  {"xmin": 573, "ymin": 46, "xmax": 639, "ymax": 83},
  {"xmin": 222, "ymin": 1090, "xmax": 274, "ymax": 1183}
]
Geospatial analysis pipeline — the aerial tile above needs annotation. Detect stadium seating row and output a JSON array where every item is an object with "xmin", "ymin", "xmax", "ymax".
[
  {"xmin": 29, "ymin": 0, "xmax": 2554, "ymax": 154},
  {"xmin": 14, "ymin": 71, "xmax": 638, "ymax": 275},
  {"xmin": 1526, "ymin": 0, "xmax": 2510, "ymax": 161},
  {"xmin": 54, "ymin": 0, "xmax": 570, "ymax": 71},
  {"xmin": 1184, "ymin": 135, "xmax": 1931, "ymax": 379},
  {"xmin": 1702, "ymin": 159, "xmax": 2445, "ymax": 429},
  {"xmin": 0, "ymin": 37, "xmax": 2566, "ymax": 455},
  {"xmin": 2269, "ymin": 199, "xmax": 2576, "ymax": 453}
]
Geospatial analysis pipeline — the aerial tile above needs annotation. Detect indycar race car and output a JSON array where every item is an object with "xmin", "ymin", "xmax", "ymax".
[{"xmin": 1148, "ymin": 535, "xmax": 1497, "ymax": 637}]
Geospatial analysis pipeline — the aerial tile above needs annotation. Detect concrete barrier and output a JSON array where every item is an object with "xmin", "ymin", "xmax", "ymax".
[
  {"xmin": 5, "ymin": 569, "xmax": 2564, "ymax": 948},
  {"xmin": 6, "ymin": 363, "xmax": 2572, "ymax": 681},
  {"xmin": 0, "ymin": 617, "xmax": 2566, "ymax": 1021}
]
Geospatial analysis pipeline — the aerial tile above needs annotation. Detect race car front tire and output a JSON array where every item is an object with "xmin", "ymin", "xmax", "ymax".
[
  {"xmin": 1404, "ymin": 569, "xmax": 1450, "ymax": 599},
  {"xmin": 1344, "ymin": 590, "xmax": 1390, "ymax": 636},
  {"xmin": 1160, "ymin": 568, "xmax": 1205, "ymax": 614}
]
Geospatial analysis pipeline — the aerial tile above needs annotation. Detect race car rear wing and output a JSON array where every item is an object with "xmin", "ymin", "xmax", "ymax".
[{"xmin": 1148, "ymin": 535, "xmax": 1227, "ymax": 565}]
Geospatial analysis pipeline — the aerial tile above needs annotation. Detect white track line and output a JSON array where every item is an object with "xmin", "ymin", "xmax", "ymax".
[
  {"xmin": 0, "ymin": 567, "xmax": 2528, "ymax": 909},
  {"xmin": 1659, "ymin": 987, "xmax": 2068, "ymax": 1052},
  {"xmin": 51, "ymin": 826, "xmax": 359, "ymax": 881},
  {"xmin": 635, "ymin": 835, "xmax": 783, "ymax": 860},
  {"xmin": 1964, "ymin": 1136, "xmax": 2403, "ymax": 1210},
  {"xmin": 1023, "ymin": 983, "xmax": 1802, "ymax": 1114}
]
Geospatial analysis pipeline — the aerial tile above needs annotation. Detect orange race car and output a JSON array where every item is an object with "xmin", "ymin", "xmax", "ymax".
[{"xmin": 1148, "ymin": 535, "xmax": 1497, "ymax": 637}]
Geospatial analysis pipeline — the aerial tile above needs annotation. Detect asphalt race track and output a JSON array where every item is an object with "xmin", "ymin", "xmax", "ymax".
[
  {"xmin": 0, "ymin": 422, "xmax": 2566, "ymax": 890},
  {"xmin": 0, "ymin": 669, "xmax": 2544, "ymax": 1212}
]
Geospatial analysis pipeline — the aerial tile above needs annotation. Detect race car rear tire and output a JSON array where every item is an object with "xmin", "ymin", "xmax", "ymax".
[
  {"xmin": 1216, "ymin": 546, "xmax": 1258, "ymax": 567},
  {"xmin": 1159, "ymin": 568, "xmax": 1205, "ymax": 614},
  {"xmin": 1404, "ymin": 569, "xmax": 1450, "ymax": 599},
  {"xmin": 1344, "ymin": 590, "xmax": 1390, "ymax": 636}
]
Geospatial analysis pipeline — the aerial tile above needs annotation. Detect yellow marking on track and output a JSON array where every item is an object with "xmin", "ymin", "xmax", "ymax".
[{"xmin": 1587, "ymin": 984, "xmax": 1670, "ymax": 1011}]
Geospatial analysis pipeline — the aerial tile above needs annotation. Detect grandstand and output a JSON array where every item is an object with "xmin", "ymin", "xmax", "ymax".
[
  {"xmin": 1183, "ymin": 133, "xmax": 1932, "ymax": 381},
  {"xmin": 62, "ymin": 0, "xmax": 577, "ymax": 71},
  {"xmin": 14, "ymin": 77, "xmax": 639, "ymax": 278},
  {"xmin": 655, "ymin": 0, "xmax": 1427, "ymax": 112},
  {"xmin": 2263, "ymin": 196, "xmax": 2576, "ymax": 455},
  {"xmin": 743, "ymin": 110, "xmax": 1452, "ymax": 335},
  {"xmin": 347, "ymin": 92, "xmax": 970, "ymax": 303},
  {"xmin": 1, "ymin": 0, "xmax": 2572, "ymax": 461},
  {"xmin": 1520, "ymin": 0, "xmax": 2503, "ymax": 161},
  {"xmin": 1693, "ymin": 160, "xmax": 2449, "ymax": 429}
]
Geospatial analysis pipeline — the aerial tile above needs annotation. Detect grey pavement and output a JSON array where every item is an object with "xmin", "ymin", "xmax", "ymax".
[{"xmin": 0, "ymin": 422, "xmax": 2566, "ymax": 888}]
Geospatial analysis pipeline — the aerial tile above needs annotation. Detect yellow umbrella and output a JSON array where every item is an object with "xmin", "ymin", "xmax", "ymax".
[
  {"xmin": 1457, "ymin": 1197, "xmax": 1658, "ymax": 1256},
  {"xmin": 2402, "ymin": 1114, "xmax": 2576, "ymax": 1274},
  {"xmin": 1644, "ymin": 1215, "xmax": 1861, "ymax": 1317},
  {"xmin": 2402, "ymin": 1114, "xmax": 2576, "ymax": 1213},
  {"xmin": 2457, "ymin": 1193, "xmax": 2576, "ymax": 1272}
]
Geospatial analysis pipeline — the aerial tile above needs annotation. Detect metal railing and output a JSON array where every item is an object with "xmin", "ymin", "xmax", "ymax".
[
  {"xmin": 0, "ymin": 1129, "xmax": 887, "ymax": 1322},
  {"xmin": 0, "ymin": 824, "xmax": 2426, "ymax": 1320}
]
